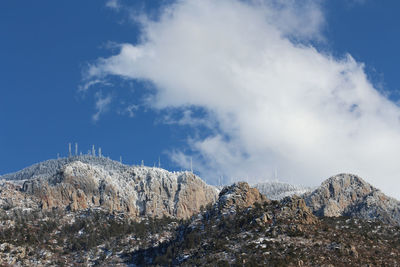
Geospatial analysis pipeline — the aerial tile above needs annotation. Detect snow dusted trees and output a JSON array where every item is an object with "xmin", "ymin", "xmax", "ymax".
[{"xmin": 59, "ymin": 143, "xmax": 153, "ymax": 167}]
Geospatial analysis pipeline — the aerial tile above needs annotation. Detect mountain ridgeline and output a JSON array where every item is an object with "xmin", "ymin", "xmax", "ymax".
[
  {"xmin": 1, "ymin": 157, "xmax": 400, "ymax": 225},
  {"xmin": 1, "ymin": 158, "xmax": 400, "ymax": 265},
  {"xmin": 1, "ymin": 157, "xmax": 218, "ymax": 219}
]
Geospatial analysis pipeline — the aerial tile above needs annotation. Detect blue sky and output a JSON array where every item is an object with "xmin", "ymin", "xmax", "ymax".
[
  {"xmin": 2, "ymin": 0, "xmax": 400, "ymax": 196},
  {"xmin": 0, "ymin": 0, "xmax": 187, "ymax": 172}
]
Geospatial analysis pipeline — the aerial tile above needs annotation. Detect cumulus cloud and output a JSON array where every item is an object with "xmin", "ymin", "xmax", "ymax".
[
  {"xmin": 92, "ymin": 91, "xmax": 112, "ymax": 122},
  {"xmin": 85, "ymin": 0, "xmax": 400, "ymax": 198}
]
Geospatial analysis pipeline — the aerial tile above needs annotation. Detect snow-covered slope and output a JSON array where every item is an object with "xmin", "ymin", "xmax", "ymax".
[
  {"xmin": 0, "ymin": 155, "xmax": 127, "ymax": 182},
  {"xmin": 253, "ymin": 181, "xmax": 311, "ymax": 200},
  {"xmin": 1, "ymin": 157, "xmax": 219, "ymax": 219}
]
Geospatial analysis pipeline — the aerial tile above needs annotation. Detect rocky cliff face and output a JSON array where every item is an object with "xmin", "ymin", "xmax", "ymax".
[
  {"xmin": 304, "ymin": 173, "xmax": 400, "ymax": 225},
  {"xmin": 0, "ymin": 181, "xmax": 39, "ymax": 211},
  {"xmin": 215, "ymin": 182, "xmax": 316, "ymax": 224},
  {"xmin": 19, "ymin": 160, "xmax": 218, "ymax": 219},
  {"xmin": 217, "ymin": 182, "xmax": 269, "ymax": 211}
]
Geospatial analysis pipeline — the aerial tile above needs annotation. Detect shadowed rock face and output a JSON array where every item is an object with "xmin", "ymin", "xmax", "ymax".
[
  {"xmin": 21, "ymin": 161, "xmax": 219, "ymax": 219},
  {"xmin": 304, "ymin": 173, "xmax": 400, "ymax": 225}
]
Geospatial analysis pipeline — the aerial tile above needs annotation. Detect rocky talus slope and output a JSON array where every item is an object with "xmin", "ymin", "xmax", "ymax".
[
  {"xmin": 304, "ymin": 173, "xmax": 400, "ymax": 225},
  {"xmin": 2, "ymin": 159, "xmax": 218, "ymax": 219}
]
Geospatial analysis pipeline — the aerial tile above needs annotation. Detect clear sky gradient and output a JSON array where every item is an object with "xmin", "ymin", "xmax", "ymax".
[{"xmin": 2, "ymin": 1, "xmax": 400, "ymax": 196}]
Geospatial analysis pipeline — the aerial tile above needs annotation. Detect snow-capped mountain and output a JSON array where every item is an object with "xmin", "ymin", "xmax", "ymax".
[
  {"xmin": 0, "ymin": 157, "xmax": 218, "ymax": 219},
  {"xmin": 0, "ymin": 155, "xmax": 127, "ymax": 182}
]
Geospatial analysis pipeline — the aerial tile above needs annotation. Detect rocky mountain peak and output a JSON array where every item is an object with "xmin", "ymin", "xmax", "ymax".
[
  {"xmin": 320, "ymin": 173, "xmax": 374, "ymax": 197},
  {"xmin": 304, "ymin": 173, "xmax": 400, "ymax": 225},
  {"xmin": 217, "ymin": 182, "xmax": 269, "ymax": 211},
  {"xmin": 14, "ymin": 160, "xmax": 219, "ymax": 219}
]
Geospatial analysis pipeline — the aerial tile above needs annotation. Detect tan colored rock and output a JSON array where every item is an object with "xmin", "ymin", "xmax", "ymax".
[
  {"xmin": 21, "ymin": 161, "xmax": 218, "ymax": 220},
  {"xmin": 218, "ymin": 182, "xmax": 269, "ymax": 210},
  {"xmin": 279, "ymin": 195, "xmax": 317, "ymax": 224},
  {"xmin": 304, "ymin": 173, "xmax": 400, "ymax": 225},
  {"xmin": 0, "ymin": 182, "xmax": 39, "ymax": 211}
]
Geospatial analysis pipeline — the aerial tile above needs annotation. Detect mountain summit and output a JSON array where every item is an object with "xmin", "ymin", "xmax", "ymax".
[
  {"xmin": 304, "ymin": 173, "xmax": 400, "ymax": 225},
  {"xmin": 1, "ymin": 157, "xmax": 218, "ymax": 219}
]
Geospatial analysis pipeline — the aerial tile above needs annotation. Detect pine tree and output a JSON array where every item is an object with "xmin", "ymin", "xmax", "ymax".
[
  {"xmin": 68, "ymin": 143, "xmax": 72, "ymax": 158},
  {"xmin": 98, "ymin": 147, "xmax": 102, "ymax": 158},
  {"xmin": 75, "ymin": 143, "xmax": 78, "ymax": 156},
  {"xmin": 92, "ymin": 145, "xmax": 96, "ymax": 157}
]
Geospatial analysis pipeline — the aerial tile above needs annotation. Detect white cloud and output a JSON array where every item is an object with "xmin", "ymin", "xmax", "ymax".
[
  {"xmin": 118, "ymin": 104, "xmax": 138, "ymax": 118},
  {"xmin": 85, "ymin": 0, "xmax": 400, "ymax": 198},
  {"xmin": 92, "ymin": 91, "xmax": 112, "ymax": 122},
  {"xmin": 105, "ymin": 0, "xmax": 121, "ymax": 10},
  {"xmin": 78, "ymin": 79, "xmax": 112, "ymax": 92},
  {"xmin": 162, "ymin": 109, "xmax": 216, "ymax": 128}
]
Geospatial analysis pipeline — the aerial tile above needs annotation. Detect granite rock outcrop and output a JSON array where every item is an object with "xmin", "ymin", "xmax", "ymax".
[
  {"xmin": 20, "ymin": 160, "xmax": 218, "ymax": 219},
  {"xmin": 217, "ymin": 182, "xmax": 269, "ymax": 210},
  {"xmin": 304, "ymin": 173, "xmax": 400, "ymax": 225}
]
